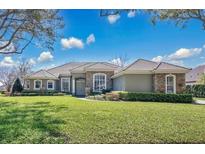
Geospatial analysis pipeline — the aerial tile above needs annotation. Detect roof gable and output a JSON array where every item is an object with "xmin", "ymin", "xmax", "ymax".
[{"xmin": 123, "ymin": 59, "xmax": 158, "ymax": 71}]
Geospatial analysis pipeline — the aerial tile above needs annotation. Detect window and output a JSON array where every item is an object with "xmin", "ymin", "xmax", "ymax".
[
  {"xmin": 34, "ymin": 80, "xmax": 42, "ymax": 90},
  {"xmin": 24, "ymin": 80, "xmax": 30, "ymax": 89},
  {"xmin": 61, "ymin": 78, "xmax": 70, "ymax": 92},
  {"xmin": 165, "ymin": 74, "xmax": 176, "ymax": 94},
  {"xmin": 47, "ymin": 80, "xmax": 54, "ymax": 90},
  {"xmin": 93, "ymin": 73, "xmax": 106, "ymax": 92}
]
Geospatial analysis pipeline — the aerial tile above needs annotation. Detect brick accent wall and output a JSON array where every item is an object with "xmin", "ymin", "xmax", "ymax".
[
  {"xmin": 153, "ymin": 73, "xmax": 185, "ymax": 94},
  {"xmin": 85, "ymin": 71, "xmax": 114, "ymax": 92}
]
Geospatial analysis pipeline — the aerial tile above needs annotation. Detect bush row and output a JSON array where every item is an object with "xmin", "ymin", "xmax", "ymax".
[
  {"xmin": 185, "ymin": 85, "xmax": 205, "ymax": 97},
  {"xmin": 118, "ymin": 92, "xmax": 193, "ymax": 103},
  {"xmin": 12, "ymin": 90, "xmax": 67, "ymax": 96}
]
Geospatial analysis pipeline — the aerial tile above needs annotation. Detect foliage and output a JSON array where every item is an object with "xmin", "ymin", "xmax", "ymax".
[
  {"xmin": 13, "ymin": 90, "xmax": 67, "ymax": 96},
  {"xmin": 100, "ymin": 9, "xmax": 205, "ymax": 29},
  {"xmin": 118, "ymin": 92, "xmax": 193, "ymax": 103},
  {"xmin": 0, "ymin": 66, "xmax": 17, "ymax": 92},
  {"xmin": 185, "ymin": 84, "xmax": 205, "ymax": 97},
  {"xmin": 0, "ymin": 96, "xmax": 205, "ymax": 143},
  {"xmin": 105, "ymin": 92, "xmax": 120, "ymax": 101},
  {"xmin": 101, "ymin": 89, "xmax": 112, "ymax": 94},
  {"xmin": 0, "ymin": 9, "xmax": 64, "ymax": 54},
  {"xmin": 11, "ymin": 77, "xmax": 23, "ymax": 93},
  {"xmin": 197, "ymin": 73, "xmax": 205, "ymax": 84}
]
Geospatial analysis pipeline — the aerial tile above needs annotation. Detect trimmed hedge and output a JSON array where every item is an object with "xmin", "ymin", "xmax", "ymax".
[
  {"xmin": 185, "ymin": 85, "xmax": 205, "ymax": 97},
  {"xmin": 12, "ymin": 90, "xmax": 67, "ymax": 96},
  {"xmin": 118, "ymin": 92, "xmax": 193, "ymax": 103}
]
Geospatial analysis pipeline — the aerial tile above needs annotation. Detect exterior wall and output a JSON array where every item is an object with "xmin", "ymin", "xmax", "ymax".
[
  {"xmin": 153, "ymin": 73, "xmax": 185, "ymax": 93},
  {"xmin": 113, "ymin": 76, "xmax": 125, "ymax": 91},
  {"xmin": 85, "ymin": 71, "xmax": 114, "ymax": 93},
  {"xmin": 25, "ymin": 79, "xmax": 58, "ymax": 91},
  {"xmin": 124, "ymin": 74, "xmax": 153, "ymax": 92}
]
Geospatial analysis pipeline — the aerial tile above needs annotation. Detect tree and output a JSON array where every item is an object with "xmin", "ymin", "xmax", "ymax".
[
  {"xmin": 110, "ymin": 54, "xmax": 129, "ymax": 67},
  {"xmin": 0, "ymin": 9, "xmax": 64, "ymax": 54},
  {"xmin": 11, "ymin": 77, "xmax": 23, "ymax": 93},
  {"xmin": 0, "ymin": 66, "xmax": 17, "ymax": 91},
  {"xmin": 100, "ymin": 9, "xmax": 205, "ymax": 29},
  {"xmin": 198, "ymin": 73, "xmax": 205, "ymax": 84},
  {"xmin": 16, "ymin": 58, "xmax": 33, "ymax": 83}
]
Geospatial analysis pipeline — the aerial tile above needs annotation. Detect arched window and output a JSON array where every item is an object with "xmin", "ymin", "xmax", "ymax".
[
  {"xmin": 165, "ymin": 74, "xmax": 176, "ymax": 94},
  {"xmin": 93, "ymin": 73, "xmax": 107, "ymax": 92}
]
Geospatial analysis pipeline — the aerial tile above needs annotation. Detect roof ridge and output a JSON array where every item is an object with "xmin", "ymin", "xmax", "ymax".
[
  {"xmin": 159, "ymin": 61, "xmax": 191, "ymax": 70},
  {"xmin": 47, "ymin": 62, "xmax": 73, "ymax": 71},
  {"xmin": 83, "ymin": 62, "xmax": 99, "ymax": 69},
  {"xmin": 102, "ymin": 62, "xmax": 120, "ymax": 68},
  {"xmin": 153, "ymin": 62, "xmax": 162, "ymax": 70},
  {"xmin": 70, "ymin": 62, "xmax": 93, "ymax": 71},
  {"xmin": 44, "ymin": 69, "xmax": 58, "ymax": 78},
  {"xmin": 139, "ymin": 58, "xmax": 158, "ymax": 64},
  {"xmin": 122, "ymin": 59, "xmax": 140, "ymax": 71},
  {"xmin": 26, "ymin": 69, "xmax": 43, "ymax": 78}
]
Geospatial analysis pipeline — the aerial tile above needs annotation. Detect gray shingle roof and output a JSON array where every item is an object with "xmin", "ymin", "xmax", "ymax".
[
  {"xmin": 112, "ymin": 59, "xmax": 190, "ymax": 78},
  {"xmin": 123, "ymin": 59, "xmax": 159, "ymax": 71},
  {"xmin": 70, "ymin": 62, "xmax": 119, "ymax": 72},
  {"xmin": 186, "ymin": 65, "xmax": 205, "ymax": 83},
  {"xmin": 27, "ymin": 62, "xmax": 119, "ymax": 79},
  {"xmin": 25, "ymin": 69, "xmax": 58, "ymax": 80},
  {"xmin": 154, "ymin": 62, "xmax": 190, "ymax": 72},
  {"xmin": 47, "ymin": 62, "xmax": 87, "ymax": 76}
]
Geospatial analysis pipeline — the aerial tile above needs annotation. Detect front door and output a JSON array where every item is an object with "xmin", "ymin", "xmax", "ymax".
[{"xmin": 75, "ymin": 79, "xmax": 85, "ymax": 96}]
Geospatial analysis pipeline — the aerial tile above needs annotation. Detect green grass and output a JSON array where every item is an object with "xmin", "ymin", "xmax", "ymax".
[{"xmin": 0, "ymin": 96, "xmax": 205, "ymax": 143}]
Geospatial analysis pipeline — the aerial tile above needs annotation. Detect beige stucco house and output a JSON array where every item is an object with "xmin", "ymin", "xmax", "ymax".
[{"xmin": 24, "ymin": 59, "xmax": 190, "ymax": 96}]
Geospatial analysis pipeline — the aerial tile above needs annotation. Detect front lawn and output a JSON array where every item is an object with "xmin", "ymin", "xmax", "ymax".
[{"xmin": 0, "ymin": 96, "xmax": 205, "ymax": 143}]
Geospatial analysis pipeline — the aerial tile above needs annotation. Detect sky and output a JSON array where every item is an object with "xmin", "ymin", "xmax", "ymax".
[{"xmin": 0, "ymin": 9, "xmax": 205, "ymax": 70}]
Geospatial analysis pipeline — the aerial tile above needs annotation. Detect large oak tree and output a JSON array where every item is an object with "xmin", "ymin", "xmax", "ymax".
[{"xmin": 0, "ymin": 9, "xmax": 64, "ymax": 54}]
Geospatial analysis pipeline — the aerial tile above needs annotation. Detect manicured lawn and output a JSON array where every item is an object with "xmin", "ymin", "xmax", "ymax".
[{"xmin": 0, "ymin": 96, "xmax": 205, "ymax": 143}]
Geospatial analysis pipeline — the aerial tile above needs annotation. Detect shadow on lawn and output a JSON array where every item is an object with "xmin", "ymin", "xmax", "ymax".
[{"xmin": 0, "ymin": 101, "xmax": 70, "ymax": 144}]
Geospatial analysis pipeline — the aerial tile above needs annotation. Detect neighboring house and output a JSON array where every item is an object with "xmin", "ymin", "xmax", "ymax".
[
  {"xmin": 24, "ymin": 59, "xmax": 190, "ymax": 96},
  {"xmin": 186, "ymin": 65, "xmax": 205, "ymax": 85}
]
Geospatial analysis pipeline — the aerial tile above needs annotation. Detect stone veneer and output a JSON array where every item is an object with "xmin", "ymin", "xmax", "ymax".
[
  {"xmin": 85, "ymin": 71, "xmax": 114, "ymax": 95},
  {"xmin": 153, "ymin": 73, "xmax": 185, "ymax": 93}
]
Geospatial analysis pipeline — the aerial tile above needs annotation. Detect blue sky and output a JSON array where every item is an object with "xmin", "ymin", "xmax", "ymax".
[{"xmin": 0, "ymin": 9, "xmax": 205, "ymax": 70}]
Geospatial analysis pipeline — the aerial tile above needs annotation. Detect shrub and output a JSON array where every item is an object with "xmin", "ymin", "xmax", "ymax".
[
  {"xmin": 102, "ymin": 89, "xmax": 112, "ymax": 94},
  {"xmin": 53, "ymin": 93, "xmax": 65, "ymax": 96},
  {"xmin": 105, "ymin": 92, "xmax": 120, "ymax": 101},
  {"xmin": 87, "ymin": 95, "xmax": 105, "ymax": 101},
  {"xmin": 11, "ymin": 78, "xmax": 23, "ymax": 94},
  {"xmin": 118, "ymin": 92, "xmax": 193, "ymax": 103},
  {"xmin": 185, "ymin": 85, "xmax": 205, "ymax": 97}
]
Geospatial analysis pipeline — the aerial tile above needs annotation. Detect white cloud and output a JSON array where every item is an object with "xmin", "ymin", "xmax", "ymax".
[
  {"xmin": 167, "ymin": 48, "xmax": 202, "ymax": 60},
  {"xmin": 28, "ymin": 58, "xmax": 36, "ymax": 66},
  {"xmin": 86, "ymin": 34, "xmax": 95, "ymax": 45},
  {"xmin": 38, "ymin": 51, "xmax": 53, "ymax": 62},
  {"xmin": 127, "ymin": 11, "xmax": 136, "ymax": 18},
  {"xmin": 0, "ymin": 56, "xmax": 16, "ymax": 67},
  {"xmin": 152, "ymin": 47, "xmax": 203, "ymax": 66},
  {"xmin": 107, "ymin": 14, "xmax": 120, "ymax": 24},
  {"xmin": 61, "ymin": 37, "xmax": 84, "ymax": 49},
  {"xmin": 152, "ymin": 56, "xmax": 163, "ymax": 63}
]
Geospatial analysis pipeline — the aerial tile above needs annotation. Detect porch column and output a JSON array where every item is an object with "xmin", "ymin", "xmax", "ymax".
[{"xmin": 72, "ymin": 78, "xmax": 75, "ymax": 94}]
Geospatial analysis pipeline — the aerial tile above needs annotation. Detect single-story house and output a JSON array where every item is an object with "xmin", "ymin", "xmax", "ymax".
[
  {"xmin": 24, "ymin": 59, "xmax": 190, "ymax": 96},
  {"xmin": 186, "ymin": 64, "xmax": 205, "ymax": 85}
]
